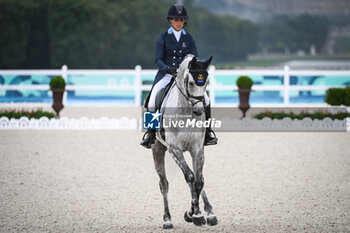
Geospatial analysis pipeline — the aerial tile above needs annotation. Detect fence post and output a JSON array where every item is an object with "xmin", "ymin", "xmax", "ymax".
[
  {"xmin": 283, "ymin": 66, "xmax": 290, "ymax": 106},
  {"xmin": 209, "ymin": 65, "xmax": 216, "ymax": 106},
  {"xmin": 135, "ymin": 65, "xmax": 142, "ymax": 106},
  {"xmin": 62, "ymin": 65, "xmax": 68, "ymax": 105}
]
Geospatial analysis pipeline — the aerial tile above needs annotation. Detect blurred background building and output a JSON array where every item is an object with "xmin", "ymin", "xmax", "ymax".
[{"xmin": 194, "ymin": 0, "xmax": 350, "ymax": 24}]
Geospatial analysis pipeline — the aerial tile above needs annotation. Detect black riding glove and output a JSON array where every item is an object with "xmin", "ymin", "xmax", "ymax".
[{"xmin": 166, "ymin": 66, "xmax": 177, "ymax": 75}]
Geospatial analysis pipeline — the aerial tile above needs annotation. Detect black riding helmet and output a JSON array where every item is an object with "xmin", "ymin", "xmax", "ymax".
[{"xmin": 167, "ymin": 4, "xmax": 188, "ymax": 27}]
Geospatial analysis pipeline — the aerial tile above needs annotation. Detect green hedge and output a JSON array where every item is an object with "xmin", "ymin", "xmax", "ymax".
[
  {"xmin": 0, "ymin": 109, "xmax": 55, "ymax": 119},
  {"xmin": 325, "ymin": 87, "xmax": 350, "ymax": 106},
  {"xmin": 344, "ymin": 87, "xmax": 350, "ymax": 106},
  {"xmin": 254, "ymin": 111, "xmax": 350, "ymax": 120}
]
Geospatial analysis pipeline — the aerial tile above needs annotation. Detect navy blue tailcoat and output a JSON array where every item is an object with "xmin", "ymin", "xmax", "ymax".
[{"xmin": 153, "ymin": 27, "xmax": 198, "ymax": 86}]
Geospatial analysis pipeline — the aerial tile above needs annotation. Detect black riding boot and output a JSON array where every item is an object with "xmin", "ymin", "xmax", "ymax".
[
  {"xmin": 140, "ymin": 129, "xmax": 156, "ymax": 149},
  {"xmin": 204, "ymin": 104, "xmax": 218, "ymax": 146}
]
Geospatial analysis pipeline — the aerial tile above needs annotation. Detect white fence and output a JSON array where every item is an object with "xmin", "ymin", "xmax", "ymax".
[
  {"xmin": 1, "ymin": 116, "xmax": 349, "ymax": 131},
  {"xmin": 1, "ymin": 65, "xmax": 350, "ymax": 107}
]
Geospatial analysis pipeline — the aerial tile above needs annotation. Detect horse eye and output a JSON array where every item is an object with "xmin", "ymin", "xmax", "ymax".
[{"xmin": 189, "ymin": 82, "xmax": 194, "ymax": 87}]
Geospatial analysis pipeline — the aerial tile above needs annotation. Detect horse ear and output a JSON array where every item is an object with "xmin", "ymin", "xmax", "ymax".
[
  {"xmin": 192, "ymin": 56, "xmax": 197, "ymax": 63},
  {"xmin": 204, "ymin": 56, "xmax": 213, "ymax": 67},
  {"xmin": 189, "ymin": 56, "xmax": 197, "ymax": 68}
]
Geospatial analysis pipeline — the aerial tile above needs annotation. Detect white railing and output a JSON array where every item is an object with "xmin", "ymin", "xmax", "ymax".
[{"xmin": 1, "ymin": 65, "xmax": 350, "ymax": 107}]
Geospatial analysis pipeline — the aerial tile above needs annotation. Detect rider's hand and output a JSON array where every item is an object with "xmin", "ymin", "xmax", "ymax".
[{"xmin": 166, "ymin": 66, "xmax": 177, "ymax": 75}]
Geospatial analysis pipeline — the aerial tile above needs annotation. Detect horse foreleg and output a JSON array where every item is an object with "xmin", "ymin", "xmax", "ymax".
[
  {"xmin": 168, "ymin": 144, "xmax": 205, "ymax": 226},
  {"xmin": 189, "ymin": 148, "xmax": 207, "ymax": 226},
  {"xmin": 152, "ymin": 141, "xmax": 173, "ymax": 229},
  {"xmin": 201, "ymin": 189, "xmax": 218, "ymax": 226}
]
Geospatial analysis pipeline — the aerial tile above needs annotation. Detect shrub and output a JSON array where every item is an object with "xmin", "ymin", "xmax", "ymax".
[
  {"xmin": 325, "ymin": 88, "xmax": 345, "ymax": 106},
  {"xmin": 254, "ymin": 111, "xmax": 350, "ymax": 120},
  {"xmin": 0, "ymin": 109, "xmax": 55, "ymax": 119},
  {"xmin": 344, "ymin": 87, "xmax": 350, "ymax": 106},
  {"xmin": 236, "ymin": 76, "xmax": 253, "ymax": 89},
  {"xmin": 49, "ymin": 76, "xmax": 66, "ymax": 89}
]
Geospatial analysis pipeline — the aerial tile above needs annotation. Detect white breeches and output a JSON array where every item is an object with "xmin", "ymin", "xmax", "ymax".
[{"xmin": 148, "ymin": 74, "xmax": 209, "ymax": 111}]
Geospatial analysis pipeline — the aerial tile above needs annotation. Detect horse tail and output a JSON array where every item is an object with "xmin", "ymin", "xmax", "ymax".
[
  {"xmin": 156, "ymin": 131, "xmax": 170, "ymax": 149},
  {"xmin": 156, "ymin": 131, "xmax": 184, "ymax": 168}
]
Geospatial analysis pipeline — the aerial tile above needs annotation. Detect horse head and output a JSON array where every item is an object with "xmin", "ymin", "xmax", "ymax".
[{"xmin": 177, "ymin": 55, "xmax": 213, "ymax": 116}]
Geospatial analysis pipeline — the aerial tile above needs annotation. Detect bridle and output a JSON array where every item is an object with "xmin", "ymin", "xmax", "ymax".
[{"xmin": 174, "ymin": 68, "xmax": 207, "ymax": 108}]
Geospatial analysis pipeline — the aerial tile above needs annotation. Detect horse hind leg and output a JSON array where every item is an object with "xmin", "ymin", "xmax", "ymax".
[
  {"xmin": 152, "ymin": 141, "xmax": 173, "ymax": 229},
  {"xmin": 201, "ymin": 189, "xmax": 218, "ymax": 226}
]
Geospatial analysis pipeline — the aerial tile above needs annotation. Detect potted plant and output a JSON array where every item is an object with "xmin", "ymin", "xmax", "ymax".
[
  {"xmin": 49, "ymin": 76, "xmax": 66, "ymax": 117},
  {"xmin": 236, "ymin": 75, "xmax": 253, "ymax": 118}
]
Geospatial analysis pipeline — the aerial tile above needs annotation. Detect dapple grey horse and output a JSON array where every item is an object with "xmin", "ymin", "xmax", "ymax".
[{"xmin": 152, "ymin": 55, "xmax": 218, "ymax": 229}]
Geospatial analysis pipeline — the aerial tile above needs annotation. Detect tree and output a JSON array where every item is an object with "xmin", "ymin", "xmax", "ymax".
[
  {"xmin": 259, "ymin": 14, "xmax": 330, "ymax": 53},
  {"xmin": 0, "ymin": 0, "xmax": 259, "ymax": 69},
  {"xmin": 0, "ymin": 0, "xmax": 49, "ymax": 68}
]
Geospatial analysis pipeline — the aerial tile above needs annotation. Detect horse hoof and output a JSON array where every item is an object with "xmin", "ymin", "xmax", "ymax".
[
  {"xmin": 193, "ymin": 215, "xmax": 206, "ymax": 226},
  {"xmin": 207, "ymin": 215, "xmax": 218, "ymax": 226},
  {"xmin": 184, "ymin": 210, "xmax": 193, "ymax": 223},
  {"xmin": 163, "ymin": 222, "xmax": 174, "ymax": 229}
]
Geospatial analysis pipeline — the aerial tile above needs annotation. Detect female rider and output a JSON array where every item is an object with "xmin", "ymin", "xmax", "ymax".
[{"xmin": 141, "ymin": 4, "xmax": 217, "ymax": 149}]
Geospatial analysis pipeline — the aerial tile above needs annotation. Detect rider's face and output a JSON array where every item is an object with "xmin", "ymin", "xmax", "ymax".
[{"xmin": 170, "ymin": 18, "xmax": 185, "ymax": 31}]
